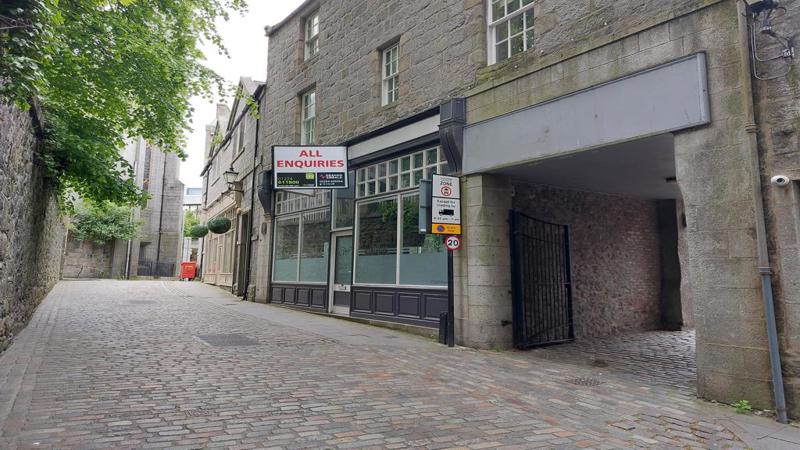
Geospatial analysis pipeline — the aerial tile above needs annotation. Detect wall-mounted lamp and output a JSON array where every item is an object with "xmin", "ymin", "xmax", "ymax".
[{"xmin": 223, "ymin": 167, "xmax": 243, "ymax": 193}]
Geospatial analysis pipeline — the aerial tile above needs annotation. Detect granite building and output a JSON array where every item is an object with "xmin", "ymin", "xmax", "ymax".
[
  {"xmin": 207, "ymin": 0, "xmax": 800, "ymax": 419},
  {"xmin": 62, "ymin": 138, "xmax": 185, "ymax": 279}
]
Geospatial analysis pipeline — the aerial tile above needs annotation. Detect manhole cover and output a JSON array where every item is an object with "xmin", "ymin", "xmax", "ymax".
[
  {"xmin": 197, "ymin": 333, "xmax": 258, "ymax": 347},
  {"xmin": 566, "ymin": 377, "xmax": 604, "ymax": 386},
  {"xmin": 126, "ymin": 300, "xmax": 157, "ymax": 305}
]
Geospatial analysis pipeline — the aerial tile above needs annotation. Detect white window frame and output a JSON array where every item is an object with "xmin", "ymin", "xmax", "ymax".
[
  {"xmin": 381, "ymin": 43, "xmax": 399, "ymax": 106},
  {"xmin": 487, "ymin": 0, "xmax": 535, "ymax": 65},
  {"xmin": 355, "ymin": 147, "xmax": 447, "ymax": 199},
  {"xmin": 304, "ymin": 11, "xmax": 320, "ymax": 60},
  {"xmin": 301, "ymin": 90, "xmax": 316, "ymax": 145}
]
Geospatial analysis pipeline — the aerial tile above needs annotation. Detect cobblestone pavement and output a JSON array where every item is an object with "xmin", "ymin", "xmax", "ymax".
[
  {"xmin": 0, "ymin": 280, "xmax": 788, "ymax": 449},
  {"xmin": 528, "ymin": 331, "xmax": 697, "ymax": 395}
]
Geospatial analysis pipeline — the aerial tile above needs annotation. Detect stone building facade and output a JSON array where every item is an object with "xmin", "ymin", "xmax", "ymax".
[
  {"xmin": 225, "ymin": 0, "xmax": 800, "ymax": 418},
  {"xmin": 62, "ymin": 138, "xmax": 185, "ymax": 279},
  {"xmin": 0, "ymin": 101, "xmax": 67, "ymax": 352},
  {"xmin": 200, "ymin": 78, "xmax": 264, "ymax": 294}
]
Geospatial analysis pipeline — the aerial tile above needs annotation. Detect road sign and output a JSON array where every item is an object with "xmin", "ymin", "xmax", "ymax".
[
  {"xmin": 431, "ymin": 174, "xmax": 461, "ymax": 235},
  {"xmin": 445, "ymin": 235, "xmax": 462, "ymax": 251},
  {"xmin": 433, "ymin": 175, "xmax": 460, "ymax": 199},
  {"xmin": 432, "ymin": 197, "xmax": 461, "ymax": 224},
  {"xmin": 433, "ymin": 223, "xmax": 462, "ymax": 235},
  {"xmin": 273, "ymin": 146, "xmax": 348, "ymax": 189}
]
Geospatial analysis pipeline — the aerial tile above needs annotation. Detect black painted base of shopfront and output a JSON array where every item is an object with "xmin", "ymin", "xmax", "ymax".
[
  {"xmin": 350, "ymin": 286, "xmax": 447, "ymax": 328},
  {"xmin": 270, "ymin": 283, "xmax": 327, "ymax": 310}
]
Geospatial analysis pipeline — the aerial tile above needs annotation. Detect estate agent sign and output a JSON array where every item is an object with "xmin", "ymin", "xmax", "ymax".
[{"xmin": 273, "ymin": 146, "xmax": 348, "ymax": 189}]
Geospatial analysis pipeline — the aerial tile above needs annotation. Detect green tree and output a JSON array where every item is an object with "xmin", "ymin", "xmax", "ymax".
[
  {"xmin": 0, "ymin": 0, "xmax": 246, "ymax": 208},
  {"xmin": 69, "ymin": 200, "xmax": 141, "ymax": 245},
  {"xmin": 183, "ymin": 209, "xmax": 200, "ymax": 237}
]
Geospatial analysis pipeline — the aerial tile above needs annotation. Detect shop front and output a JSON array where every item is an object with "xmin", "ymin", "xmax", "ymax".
[{"xmin": 268, "ymin": 112, "xmax": 452, "ymax": 328}]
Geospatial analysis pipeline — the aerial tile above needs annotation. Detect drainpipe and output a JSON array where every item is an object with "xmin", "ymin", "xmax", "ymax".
[
  {"xmin": 155, "ymin": 151, "xmax": 168, "ymax": 278},
  {"xmin": 736, "ymin": 0, "xmax": 788, "ymax": 424},
  {"xmin": 243, "ymin": 89, "xmax": 262, "ymax": 301}
]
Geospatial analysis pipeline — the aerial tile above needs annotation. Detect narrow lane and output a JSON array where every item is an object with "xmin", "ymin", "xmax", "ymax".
[{"xmin": 0, "ymin": 281, "xmax": 766, "ymax": 448}]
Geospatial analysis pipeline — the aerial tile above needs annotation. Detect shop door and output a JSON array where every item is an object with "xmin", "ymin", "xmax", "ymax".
[{"xmin": 329, "ymin": 232, "xmax": 353, "ymax": 315}]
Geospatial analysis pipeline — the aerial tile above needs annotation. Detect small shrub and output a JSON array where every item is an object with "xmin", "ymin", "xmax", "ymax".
[{"xmin": 733, "ymin": 400, "xmax": 752, "ymax": 414}]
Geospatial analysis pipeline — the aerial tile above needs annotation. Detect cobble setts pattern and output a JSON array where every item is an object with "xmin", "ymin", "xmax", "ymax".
[{"xmin": 0, "ymin": 281, "xmax": 748, "ymax": 449}]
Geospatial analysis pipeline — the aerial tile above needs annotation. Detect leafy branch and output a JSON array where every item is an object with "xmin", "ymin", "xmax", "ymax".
[{"xmin": 0, "ymin": 0, "xmax": 248, "ymax": 208}]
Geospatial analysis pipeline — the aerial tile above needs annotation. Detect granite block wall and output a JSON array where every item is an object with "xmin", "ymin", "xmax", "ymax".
[
  {"xmin": 513, "ymin": 183, "xmax": 664, "ymax": 339},
  {"xmin": 0, "ymin": 101, "xmax": 66, "ymax": 352}
]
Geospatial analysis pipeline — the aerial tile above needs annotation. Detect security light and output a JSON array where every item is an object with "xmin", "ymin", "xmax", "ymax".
[{"xmin": 744, "ymin": 0, "xmax": 779, "ymax": 14}]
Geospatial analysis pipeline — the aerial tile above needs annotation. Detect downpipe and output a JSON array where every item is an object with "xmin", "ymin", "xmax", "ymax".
[{"xmin": 736, "ymin": 0, "xmax": 788, "ymax": 424}]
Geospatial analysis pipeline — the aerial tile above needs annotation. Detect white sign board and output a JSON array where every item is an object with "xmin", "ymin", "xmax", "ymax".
[
  {"xmin": 273, "ymin": 146, "xmax": 348, "ymax": 189},
  {"xmin": 432, "ymin": 197, "xmax": 461, "ymax": 224},
  {"xmin": 433, "ymin": 174, "xmax": 460, "ymax": 199},
  {"xmin": 431, "ymin": 174, "xmax": 462, "ymax": 235}
]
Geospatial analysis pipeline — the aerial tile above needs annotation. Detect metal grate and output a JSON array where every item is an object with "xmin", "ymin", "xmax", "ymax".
[
  {"xmin": 196, "ymin": 333, "xmax": 258, "ymax": 347},
  {"xmin": 566, "ymin": 377, "xmax": 604, "ymax": 387}
]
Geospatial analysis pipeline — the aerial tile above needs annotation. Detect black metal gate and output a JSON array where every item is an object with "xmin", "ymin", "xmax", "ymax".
[{"xmin": 510, "ymin": 211, "xmax": 574, "ymax": 349}]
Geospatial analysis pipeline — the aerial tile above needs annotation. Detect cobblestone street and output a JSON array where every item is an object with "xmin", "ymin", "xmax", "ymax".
[{"xmin": 0, "ymin": 280, "xmax": 797, "ymax": 449}]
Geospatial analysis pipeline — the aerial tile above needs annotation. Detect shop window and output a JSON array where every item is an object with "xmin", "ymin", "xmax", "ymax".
[
  {"xmin": 354, "ymin": 194, "xmax": 447, "ymax": 287},
  {"xmin": 488, "ymin": 0, "xmax": 534, "ymax": 64},
  {"xmin": 299, "ymin": 209, "xmax": 330, "ymax": 282},
  {"xmin": 355, "ymin": 197, "xmax": 398, "ymax": 285},
  {"xmin": 272, "ymin": 191, "xmax": 332, "ymax": 284},
  {"xmin": 400, "ymin": 195, "xmax": 447, "ymax": 286},
  {"xmin": 273, "ymin": 216, "xmax": 300, "ymax": 282},
  {"xmin": 332, "ymin": 175, "xmax": 355, "ymax": 229}
]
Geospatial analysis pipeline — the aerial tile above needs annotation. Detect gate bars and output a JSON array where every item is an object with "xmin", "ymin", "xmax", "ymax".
[{"xmin": 510, "ymin": 211, "xmax": 574, "ymax": 349}]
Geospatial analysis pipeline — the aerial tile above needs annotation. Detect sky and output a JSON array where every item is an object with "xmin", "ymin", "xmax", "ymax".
[{"xmin": 180, "ymin": 0, "xmax": 304, "ymax": 189}]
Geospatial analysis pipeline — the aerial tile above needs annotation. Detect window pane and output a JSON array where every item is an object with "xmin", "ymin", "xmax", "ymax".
[
  {"xmin": 413, "ymin": 152, "xmax": 424, "ymax": 169},
  {"xmin": 400, "ymin": 196, "xmax": 447, "ymax": 286},
  {"xmin": 355, "ymin": 199, "xmax": 398, "ymax": 284},
  {"xmin": 401, "ymin": 156, "xmax": 411, "ymax": 171},
  {"xmin": 492, "ymin": 0, "xmax": 504, "ymax": 21},
  {"xmin": 426, "ymin": 149, "xmax": 438, "ymax": 165},
  {"xmin": 511, "ymin": 34, "xmax": 524, "ymax": 56},
  {"xmin": 401, "ymin": 173, "xmax": 410, "ymax": 188},
  {"xmin": 299, "ymin": 209, "xmax": 330, "ymax": 282},
  {"xmin": 388, "ymin": 160, "xmax": 398, "ymax": 175},
  {"xmin": 495, "ymin": 24, "xmax": 508, "ymax": 42},
  {"xmin": 413, "ymin": 169, "xmax": 423, "ymax": 186},
  {"xmin": 389, "ymin": 175, "xmax": 398, "ymax": 191},
  {"xmin": 334, "ymin": 236, "xmax": 354, "ymax": 285},
  {"xmin": 496, "ymin": 42, "xmax": 508, "ymax": 61},
  {"xmin": 273, "ymin": 217, "xmax": 299, "ymax": 282},
  {"xmin": 333, "ymin": 180, "xmax": 355, "ymax": 228},
  {"xmin": 511, "ymin": 15, "xmax": 524, "ymax": 35},
  {"xmin": 507, "ymin": 0, "xmax": 520, "ymax": 14}
]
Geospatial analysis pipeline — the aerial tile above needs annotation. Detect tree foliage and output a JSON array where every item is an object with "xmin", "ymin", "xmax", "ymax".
[
  {"xmin": 69, "ymin": 200, "xmax": 141, "ymax": 244},
  {"xmin": 0, "ymin": 0, "xmax": 246, "ymax": 207},
  {"xmin": 183, "ymin": 209, "xmax": 200, "ymax": 237}
]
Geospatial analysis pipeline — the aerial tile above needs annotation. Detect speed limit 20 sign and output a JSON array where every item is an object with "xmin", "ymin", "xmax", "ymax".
[{"xmin": 445, "ymin": 235, "xmax": 462, "ymax": 251}]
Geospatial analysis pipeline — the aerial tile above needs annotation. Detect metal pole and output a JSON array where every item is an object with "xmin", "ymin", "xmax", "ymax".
[{"xmin": 447, "ymin": 249, "xmax": 455, "ymax": 347}]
